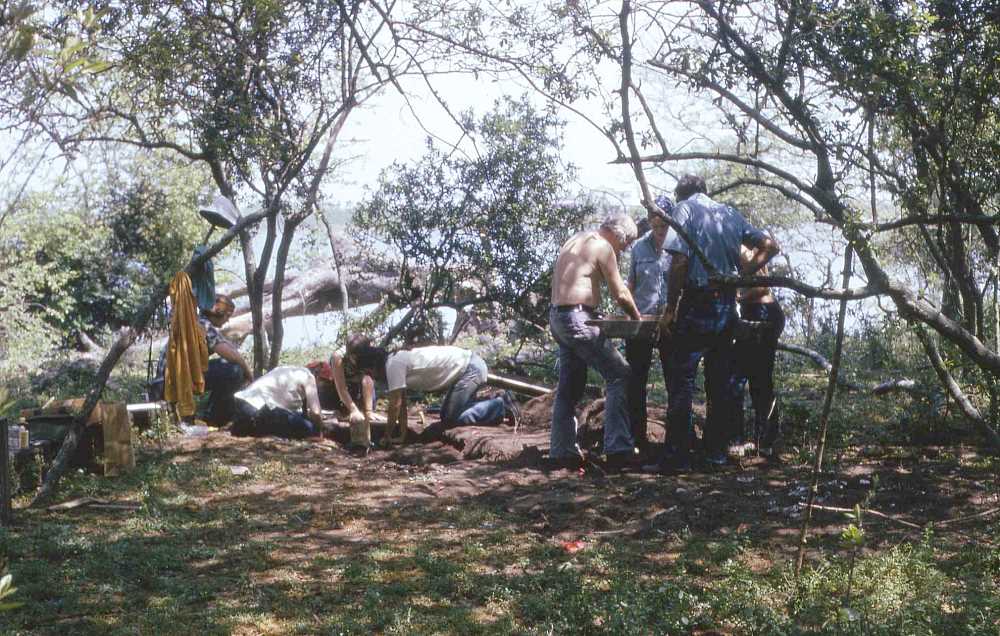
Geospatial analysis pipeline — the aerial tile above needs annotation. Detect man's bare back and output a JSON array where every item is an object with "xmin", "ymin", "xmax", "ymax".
[
  {"xmin": 551, "ymin": 230, "xmax": 612, "ymax": 307},
  {"xmin": 550, "ymin": 226, "xmax": 641, "ymax": 321},
  {"xmin": 738, "ymin": 245, "xmax": 775, "ymax": 304}
]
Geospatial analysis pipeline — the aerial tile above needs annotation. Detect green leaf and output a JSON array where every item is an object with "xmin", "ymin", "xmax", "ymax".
[
  {"xmin": 83, "ymin": 60, "xmax": 114, "ymax": 75},
  {"xmin": 11, "ymin": 28, "xmax": 35, "ymax": 61}
]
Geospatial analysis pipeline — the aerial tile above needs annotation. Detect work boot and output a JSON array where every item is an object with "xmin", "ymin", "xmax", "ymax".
[
  {"xmin": 540, "ymin": 453, "xmax": 584, "ymax": 472},
  {"xmin": 642, "ymin": 447, "xmax": 692, "ymax": 474},
  {"xmin": 603, "ymin": 449, "xmax": 640, "ymax": 474}
]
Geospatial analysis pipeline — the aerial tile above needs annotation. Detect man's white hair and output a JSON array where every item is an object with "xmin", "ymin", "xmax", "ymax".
[{"xmin": 600, "ymin": 213, "xmax": 638, "ymax": 245}]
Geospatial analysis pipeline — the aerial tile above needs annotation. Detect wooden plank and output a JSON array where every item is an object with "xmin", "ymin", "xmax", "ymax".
[
  {"xmin": 585, "ymin": 317, "xmax": 659, "ymax": 339},
  {"xmin": 0, "ymin": 418, "xmax": 11, "ymax": 525},
  {"xmin": 486, "ymin": 373, "xmax": 551, "ymax": 397},
  {"xmin": 102, "ymin": 402, "xmax": 135, "ymax": 476}
]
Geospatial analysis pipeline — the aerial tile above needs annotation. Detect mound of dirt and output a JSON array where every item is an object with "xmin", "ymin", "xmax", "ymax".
[
  {"xmin": 518, "ymin": 392, "xmax": 556, "ymax": 432},
  {"xmin": 439, "ymin": 424, "xmax": 549, "ymax": 462}
]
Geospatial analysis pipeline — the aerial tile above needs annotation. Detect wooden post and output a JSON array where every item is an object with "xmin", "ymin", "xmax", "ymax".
[{"xmin": 1, "ymin": 418, "xmax": 11, "ymax": 525}]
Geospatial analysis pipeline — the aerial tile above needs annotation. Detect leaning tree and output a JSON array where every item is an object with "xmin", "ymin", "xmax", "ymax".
[{"xmin": 25, "ymin": 0, "xmax": 451, "ymax": 503}]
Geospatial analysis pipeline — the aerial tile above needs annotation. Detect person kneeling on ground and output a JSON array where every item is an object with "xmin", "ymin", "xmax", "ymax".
[
  {"xmin": 326, "ymin": 334, "xmax": 378, "ymax": 428},
  {"xmin": 154, "ymin": 293, "xmax": 253, "ymax": 427},
  {"xmin": 231, "ymin": 366, "xmax": 324, "ymax": 439},
  {"xmin": 345, "ymin": 340, "xmax": 519, "ymax": 435}
]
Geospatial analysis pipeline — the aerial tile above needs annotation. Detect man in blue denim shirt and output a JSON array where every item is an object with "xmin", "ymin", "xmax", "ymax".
[
  {"xmin": 549, "ymin": 213, "xmax": 641, "ymax": 471},
  {"xmin": 651, "ymin": 175, "xmax": 779, "ymax": 471},
  {"xmin": 625, "ymin": 195, "xmax": 673, "ymax": 456}
]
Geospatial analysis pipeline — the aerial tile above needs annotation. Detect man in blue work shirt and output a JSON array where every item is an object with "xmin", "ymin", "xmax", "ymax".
[
  {"xmin": 625, "ymin": 194, "xmax": 674, "ymax": 457},
  {"xmin": 650, "ymin": 175, "xmax": 779, "ymax": 472}
]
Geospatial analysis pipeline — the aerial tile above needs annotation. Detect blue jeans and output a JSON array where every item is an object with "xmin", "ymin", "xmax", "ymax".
[
  {"xmin": 202, "ymin": 358, "xmax": 245, "ymax": 426},
  {"xmin": 440, "ymin": 354, "xmax": 505, "ymax": 425},
  {"xmin": 232, "ymin": 398, "xmax": 318, "ymax": 439},
  {"xmin": 664, "ymin": 294, "xmax": 738, "ymax": 459},
  {"xmin": 549, "ymin": 307, "xmax": 634, "ymax": 458},
  {"xmin": 733, "ymin": 301, "xmax": 785, "ymax": 445}
]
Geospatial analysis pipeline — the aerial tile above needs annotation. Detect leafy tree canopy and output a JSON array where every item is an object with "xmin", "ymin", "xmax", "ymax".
[
  {"xmin": 0, "ymin": 152, "xmax": 209, "ymax": 346},
  {"xmin": 354, "ymin": 96, "xmax": 595, "ymax": 331}
]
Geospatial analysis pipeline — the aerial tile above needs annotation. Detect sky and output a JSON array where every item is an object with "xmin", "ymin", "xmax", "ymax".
[{"xmin": 325, "ymin": 72, "xmax": 646, "ymax": 208}]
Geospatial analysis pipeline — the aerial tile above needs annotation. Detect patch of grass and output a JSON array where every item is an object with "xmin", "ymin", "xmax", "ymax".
[{"xmin": 2, "ymin": 417, "xmax": 999, "ymax": 635}]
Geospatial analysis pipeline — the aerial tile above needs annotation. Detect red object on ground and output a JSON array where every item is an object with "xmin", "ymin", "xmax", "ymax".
[{"xmin": 561, "ymin": 540, "xmax": 586, "ymax": 553}]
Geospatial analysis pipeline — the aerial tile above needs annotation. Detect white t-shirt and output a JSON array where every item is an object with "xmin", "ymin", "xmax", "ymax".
[
  {"xmin": 385, "ymin": 346, "xmax": 472, "ymax": 393},
  {"xmin": 235, "ymin": 366, "xmax": 321, "ymax": 414}
]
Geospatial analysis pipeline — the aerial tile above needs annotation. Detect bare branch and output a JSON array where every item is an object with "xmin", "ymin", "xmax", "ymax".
[
  {"xmin": 873, "ymin": 214, "xmax": 1000, "ymax": 233},
  {"xmin": 647, "ymin": 58, "xmax": 813, "ymax": 151}
]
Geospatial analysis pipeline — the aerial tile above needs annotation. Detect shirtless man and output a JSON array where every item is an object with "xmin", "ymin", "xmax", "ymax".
[
  {"xmin": 548, "ymin": 213, "xmax": 641, "ymax": 469},
  {"xmin": 732, "ymin": 246, "xmax": 785, "ymax": 455}
]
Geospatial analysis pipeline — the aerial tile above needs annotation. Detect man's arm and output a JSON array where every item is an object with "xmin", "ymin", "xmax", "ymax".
[
  {"xmin": 360, "ymin": 375, "xmax": 375, "ymax": 415},
  {"xmin": 386, "ymin": 388, "xmax": 407, "ymax": 440},
  {"xmin": 599, "ymin": 246, "xmax": 641, "ymax": 320},
  {"xmin": 658, "ymin": 253, "xmax": 690, "ymax": 333},
  {"xmin": 214, "ymin": 341, "xmax": 253, "ymax": 382},
  {"xmin": 330, "ymin": 352, "xmax": 365, "ymax": 422},
  {"xmin": 302, "ymin": 376, "xmax": 324, "ymax": 433},
  {"xmin": 741, "ymin": 236, "xmax": 780, "ymax": 277}
]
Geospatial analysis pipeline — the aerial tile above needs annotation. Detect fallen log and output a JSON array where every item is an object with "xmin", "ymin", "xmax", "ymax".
[
  {"xmin": 777, "ymin": 342, "xmax": 864, "ymax": 390},
  {"xmin": 872, "ymin": 379, "xmax": 921, "ymax": 396},
  {"xmin": 222, "ymin": 265, "xmax": 399, "ymax": 344}
]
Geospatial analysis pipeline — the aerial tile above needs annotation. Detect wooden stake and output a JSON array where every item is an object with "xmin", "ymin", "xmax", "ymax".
[
  {"xmin": 796, "ymin": 247, "xmax": 854, "ymax": 575},
  {"xmin": 1, "ymin": 418, "xmax": 11, "ymax": 525}
]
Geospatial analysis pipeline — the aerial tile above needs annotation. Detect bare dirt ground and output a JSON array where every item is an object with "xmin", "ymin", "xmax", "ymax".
[
  {"xmin": 9, "ymin": 391, "xmax": 999, "ymax": 634},
  {"xmin": 166, "ymin": 395, "xmax": 1000, "ymax": 559}
]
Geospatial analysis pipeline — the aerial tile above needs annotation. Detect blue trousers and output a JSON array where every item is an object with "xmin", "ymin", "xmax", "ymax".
[
  {"xmin": 664, "ymin": 295, "xmax": 738, "ymax": 459},
  {"xmin": 549, "ymin": 307, "xmax": 634, "ymax": 458},
  {"xmin": 202, "ymin": 358, "xmax": 245, "ymax": 426},
  {"xmin": 440, "ymin": 354, "xmax": 505, "ymax": 425},
  {"xmin": 232, "ymin": 398, "xmax": 318, "ymax": 439},
  {"xmin": 733, "ymin": 301, "xmax": 785, "ymax": 445}
]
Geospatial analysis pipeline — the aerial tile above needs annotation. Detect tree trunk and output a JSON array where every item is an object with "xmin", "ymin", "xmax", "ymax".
[
  {"xmin": 317, "ymin": 209, "xmax": 350, "ymax": 312},
  {"xmin": 248, "ymin": 212, "xmax": 279, "ymax": 375},
  {"xmin": 238, "ymin": 228, "xmax": 266, "ymax": 374},
  {"xmin": 915, "ymin": 325, "xmax": 1000, "ymax": 451},
  {"xmin": 266, "ymin": 216, "xmax": 304, "ymax": 369}
]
